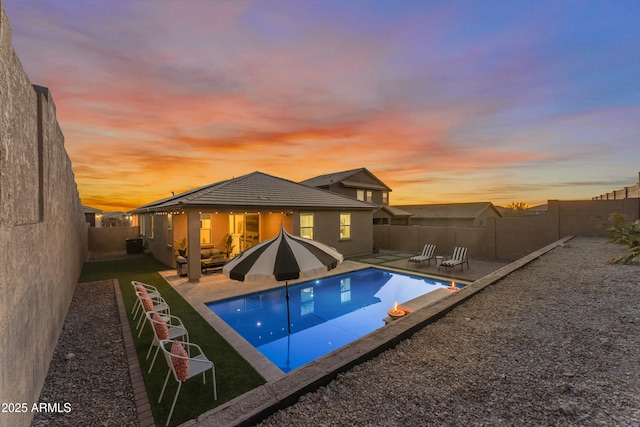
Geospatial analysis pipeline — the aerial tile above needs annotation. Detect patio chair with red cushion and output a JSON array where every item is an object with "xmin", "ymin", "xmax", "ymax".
[{"xmin": 158, "ymin": 339, "xmax": 217, "ymax": 426}]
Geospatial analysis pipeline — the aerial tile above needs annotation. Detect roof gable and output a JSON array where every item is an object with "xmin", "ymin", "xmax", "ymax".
[
  {"xmin": 301, "ymin": 167, "xmax": 391, "ymax": 191},
  {"xmin": 133, "ymin": 171, "xmax": 376, "ymax": 212}
]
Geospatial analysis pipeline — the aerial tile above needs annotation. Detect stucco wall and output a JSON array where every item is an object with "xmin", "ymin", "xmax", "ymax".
[
  {"xmin": 309, "ymin": 210, "xmax": 373, "ymax": 257},
  {"xmin": 0, "ymin": 5, "xmax": 88, "ymax": 426}
]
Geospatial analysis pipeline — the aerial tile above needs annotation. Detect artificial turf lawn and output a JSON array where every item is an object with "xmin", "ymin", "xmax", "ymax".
[{"xmin": 79, "ymin": 255, "xmax": 266, "ymax": 426}]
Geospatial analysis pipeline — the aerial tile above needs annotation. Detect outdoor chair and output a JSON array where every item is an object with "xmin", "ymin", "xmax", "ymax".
[
  {"xmin": 135, "ymin": 291, "xmax": 171, "ymax": 336},
  {"xmin": 158, "ymin": 339, "xmax": 217, "ymax": 426},
  {"xmin": 145, "ymin": 312, "xmax": 189, "ymax": 373},
  {"xmin": 131, "ymin": 281, "xmax": 161, "ymax": 319},
  {"xmin": 408, "ymin": 244, "xmax": 436, "ymax": 266},
  {"xmin": 438, "ymin": 247, "xmax": 469, "ymax": 271}
]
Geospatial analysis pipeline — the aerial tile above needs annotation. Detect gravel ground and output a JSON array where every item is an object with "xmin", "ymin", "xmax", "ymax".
[
  {"xmin": 31, "ymin": 280, "xmax": 137, "ymax": 427},
  {"xmin": 257, "ymin": 237, "xmax": 640, "ymax": 427},
  {"xmin": 32, "ymin": 237, "xmax": 640, "ymax": 427}
]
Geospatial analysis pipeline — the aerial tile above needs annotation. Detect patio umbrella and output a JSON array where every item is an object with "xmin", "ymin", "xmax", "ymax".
[{"xmin": 223, "ymin": 224, "xmax": 344, "ymax": 333}]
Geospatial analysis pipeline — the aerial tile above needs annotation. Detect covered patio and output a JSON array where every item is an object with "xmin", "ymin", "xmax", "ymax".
[{"xmin": 132, "ymin": 171, "xmax": 376, "ymax": 282}]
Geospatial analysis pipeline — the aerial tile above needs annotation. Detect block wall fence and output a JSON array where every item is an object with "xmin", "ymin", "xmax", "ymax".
[
  {"xmin": 374, "ymin": 199, "xmax": 640, "ymax": 260},
  {"xmin": 88, "ymin": 226, "xmax": 140, "ymax": 254},
  {"xmin": 1, "ymin": 5, "xmax": 88, "ymax": 426},
  {"xmin": 593, "ymin": 172, "xmax": 640, "ymax": 200}
]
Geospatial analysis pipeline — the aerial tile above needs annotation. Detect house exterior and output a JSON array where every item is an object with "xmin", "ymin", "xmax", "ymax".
[
  {"xmin": 83, "ymin": 205, "xmax": 103, "ymax": 227},
  {"xmin": 373, "ymin": 205, "xmax": 413, "ymax": 226},
  {"xmin": 397, "ymin": 202, "xmax": 502, "ymax": 227},
  {"xmin": 131, "ymin": 171, "xmax": 376, "ymax": 281},
  {"xmin": 301, "ymin": 167, "xmax": 412, "ymax": 225},
  {"xmin": 301, "ymin": 167, "xmax": 391, "ymax": 204}
]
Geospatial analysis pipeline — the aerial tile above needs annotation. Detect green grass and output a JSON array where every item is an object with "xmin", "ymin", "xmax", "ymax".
[{"xmin": 80, "ymin": 255, "xmax": 266, "ymax": 427}]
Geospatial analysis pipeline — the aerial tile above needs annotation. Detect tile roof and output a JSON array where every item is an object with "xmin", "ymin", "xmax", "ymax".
[
  {"xmin": 132, "ymin": 171, "xmax": 376, "ymax": 213},
  {"xmin": 394, "ymin": 202, "xmax": 501, "ymax": 219},
  {"xmin": 300, "ymin": 167, "xmax": 391, "ymax": 191},
  {"xmin": 83, "ymin": 205, "xmax": 103, "ymax": 214},
  {"xmin": 300, "ymin": 168, "xmax": 364, "ymax": 187},
  {"xmin": 378, "ymin": 205, "xmax": 413, "ymax": 217}
]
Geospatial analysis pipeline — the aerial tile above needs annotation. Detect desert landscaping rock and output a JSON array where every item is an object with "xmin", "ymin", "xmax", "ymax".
[{"xmin": 31, "ymin": 280, "xmax": 137, "ymax": 427}]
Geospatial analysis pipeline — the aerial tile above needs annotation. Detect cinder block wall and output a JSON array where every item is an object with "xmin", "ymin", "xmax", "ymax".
[
  {"xmin": 374, "ymin": 199, "xmax": 640, "ymax": 261},
  {"xmin": 0, "ymin": 5, "xmax": 88, "ymax": 426},
  {"xmin": 88, "ymin": 226, "xmax": 140, "ymax": 253}
]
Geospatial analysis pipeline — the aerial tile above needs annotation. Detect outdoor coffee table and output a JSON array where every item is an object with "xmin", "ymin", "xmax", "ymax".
[
  {"xmin": 201, "ymin": 258, "xmax": 228, "ymax": 274},
  {"xmin": 436, "ymin": 255, "xmax": 450, "ymax": 267}
]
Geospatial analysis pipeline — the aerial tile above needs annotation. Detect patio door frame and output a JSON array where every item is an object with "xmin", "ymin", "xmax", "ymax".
[{"xmin": 228, "ymin": 213, "xmax": 260, "ymax": 254}]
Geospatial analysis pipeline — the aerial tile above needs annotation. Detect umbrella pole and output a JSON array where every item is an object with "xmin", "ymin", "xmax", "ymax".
[{"xmin": 285, "ymin": 281, "xmax": 291, "ymax": 334}]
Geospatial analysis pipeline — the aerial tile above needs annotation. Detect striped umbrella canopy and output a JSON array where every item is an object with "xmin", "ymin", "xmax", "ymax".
[{"xmin": 223, "ymin": 224, "xmax": 344, "ymax": 283}]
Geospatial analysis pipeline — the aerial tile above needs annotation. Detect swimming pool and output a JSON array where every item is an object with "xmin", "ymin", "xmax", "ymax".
[{"xmin": 206, "ymin": 267, "xmax": 451, "ymax": 373}]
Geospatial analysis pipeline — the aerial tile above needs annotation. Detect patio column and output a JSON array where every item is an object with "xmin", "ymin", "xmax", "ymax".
[{"xmin": 187, "ymin": 210, "xmax": 201, "ymax": 281}]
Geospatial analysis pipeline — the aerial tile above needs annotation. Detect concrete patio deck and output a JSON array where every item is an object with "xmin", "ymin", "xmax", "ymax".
[{"xmin": 353, "ymin": 250, "xmax": 511, "ymax": 283}]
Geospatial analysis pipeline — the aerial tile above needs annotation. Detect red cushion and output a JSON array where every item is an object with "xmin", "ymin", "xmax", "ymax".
[
  {"xmin": 141, "ymin": 296, "xmax": 153, "ymax": 312},
  {"xmin": 136, "ymin": 285, "xmax": 149, "ymax": 298},
  {"xmin": 152, "ymin": 313, "xmax": 169, "ymax": 339},
  {"xmin": 170, "ymin": 340, "xmax": 189, "ymax": 381}
]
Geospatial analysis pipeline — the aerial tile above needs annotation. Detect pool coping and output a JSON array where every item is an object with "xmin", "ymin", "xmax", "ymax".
[{"xmin": 177, "ymin": 236, "xmax": 573, "ymax": 427}]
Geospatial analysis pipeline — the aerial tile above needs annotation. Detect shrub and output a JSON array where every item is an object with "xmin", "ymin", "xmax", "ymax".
[{"xmin": 602, "ymin": 213, "xmax": 640, "ymax": 264}]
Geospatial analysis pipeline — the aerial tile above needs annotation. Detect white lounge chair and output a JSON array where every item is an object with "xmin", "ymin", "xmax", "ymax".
[
  {"xmin": 131, "ymin": 281, "xmax": 161, "ymax": 318},
  {"xmin": 439, "ymin": 247, "xmax": 469, "ymax": 271},
  {"xmin": 408, "ymin": 244, "xmax": 436, "ymax": 266},
  {"xmin": 158, "ymin": 339, "xmax": 217, "ymax": 426},
  {"xmin": 145, "ymin": 312, "xmax": 189, "ymax": 373},
  {"xmin": 135, "ymin": 291, "xmax": 171, "ymax": 336}
]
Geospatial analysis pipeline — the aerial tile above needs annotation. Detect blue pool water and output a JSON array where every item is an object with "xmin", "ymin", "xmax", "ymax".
[{"xmin": 206, "ymin": 267, "xmax": 451, "ymax": 373}]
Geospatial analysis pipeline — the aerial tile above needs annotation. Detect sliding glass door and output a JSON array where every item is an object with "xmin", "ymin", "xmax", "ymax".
[{"xmin": 228, "ymin": 214, "xmax": 260, "ymax": 254}]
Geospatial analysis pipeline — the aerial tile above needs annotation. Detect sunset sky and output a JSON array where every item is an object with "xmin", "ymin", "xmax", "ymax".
[{"xmin": 4, "ymin": 0, "xmax": 639, "ymax": 212}]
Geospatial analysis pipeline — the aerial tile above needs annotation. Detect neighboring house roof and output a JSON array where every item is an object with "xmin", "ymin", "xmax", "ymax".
[
  {"xmin": 527, "ymin": 204, "xmax": 548, "ymax": 213},
  {"xmin": 83, "ymin": 205, "xmax": 103, "ymax": 214},
  {"xmin": 395, "ymin": 202, "xmax": 502, "ymax": 219},
  {"xmin": 496, "ymin": 204, "xmax": 548, "ymax": 216},
  {"xmin": 300, "ymin": 167, "xmax": 391, "ymax": 192},
  {"xmin": 377, "ymin": 205, "xmax": 413, "ymax": 218},
  {"xmin": 132, "ymin": 171, "xmax": 376, "ymax": 213},
  {"xmin": 102, "ymin": 211, "xmax": 128, "ymax": 218}
]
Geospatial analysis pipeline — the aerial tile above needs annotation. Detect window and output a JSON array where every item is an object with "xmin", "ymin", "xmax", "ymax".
[
  {"xmin": 358, "ymin": 190, "xmax": 372, "ymax": 202},
  {"xmin": 340, "ymin": 213, "xmax": 351, "ymax": 239},
  {"xmin": 340, "ymin": 278, "xmax": 351, "ymax": 303},
  {"xmin": 382, "ymin": 192, "xmax": 388, "ymax": 205},
  {"xmin": 300, "ymin": 213, "xmax": 314, "ymax": 239},
  {"xmin": 167, "ymin": 214, "xmax": 173, "ymax": 245},
  {"xmin": 300, "ymin": 287, "xmax": 315, "ymax": 315},
  {"xmin": 200, "ymin": 213, "xmax": 211, "ymax": 245},
  {"xmin": 149, "ymin": 214, "xmax": 155, "ymax": 239}
]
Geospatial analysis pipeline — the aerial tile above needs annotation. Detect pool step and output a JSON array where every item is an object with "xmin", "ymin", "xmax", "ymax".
[{"xmin": 383, "ymin": 288, "xmax": 456, "ymax": 324}]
